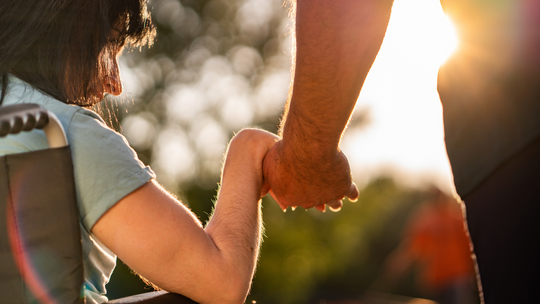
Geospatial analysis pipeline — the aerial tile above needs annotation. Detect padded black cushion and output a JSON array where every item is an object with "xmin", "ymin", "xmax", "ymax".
[{"xmin": 0, "ymin": 147, "xmax": 84, "ymax": 304}]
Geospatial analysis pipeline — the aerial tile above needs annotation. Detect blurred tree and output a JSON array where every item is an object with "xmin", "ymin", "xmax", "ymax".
[{"xmin": 109, "ymin": 0, "xmax": 293, "ymax": 193}]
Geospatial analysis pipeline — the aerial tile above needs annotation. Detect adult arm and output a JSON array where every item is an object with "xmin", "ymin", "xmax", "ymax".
[
  {"xmin": 263, "ymin": 0, "xmax": 394, "ymax": 211},
  {"xmin": 92, "ymin": 129, "xmax": 278, "ymax": 304}
]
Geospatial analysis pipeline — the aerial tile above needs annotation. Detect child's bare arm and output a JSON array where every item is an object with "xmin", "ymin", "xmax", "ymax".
[{"xmin": 92, "ymin": 129, "xmax": 278, "ymax": 304}]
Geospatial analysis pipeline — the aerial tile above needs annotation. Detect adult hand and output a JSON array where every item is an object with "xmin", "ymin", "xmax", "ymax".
[{"xmin": 262, "ymin": 139, "xmax": 359, "ymax": 212}]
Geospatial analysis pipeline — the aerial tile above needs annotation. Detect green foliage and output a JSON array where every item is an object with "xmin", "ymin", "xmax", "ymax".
[
  {"xmin": 247, "ymin": 178, "xmax": 426, "ymax": 304},
  {"xmin": 106, "ymin": 260, "xmax": 155, "ymax": 299}
]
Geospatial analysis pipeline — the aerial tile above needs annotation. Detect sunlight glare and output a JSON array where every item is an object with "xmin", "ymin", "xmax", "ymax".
[
  {"xmin": 385, "ymin": 0, "xmax": 459, "ymax": 67},
  {"xmin": 343, "ymin": 0, "xmax": 459, "ymax": 192},
  {"xmin": 436, "ymin": 15, "xmax": 459, "ymax": 66}
]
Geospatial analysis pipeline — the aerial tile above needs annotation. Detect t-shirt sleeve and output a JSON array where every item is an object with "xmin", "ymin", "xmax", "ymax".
[{"xmin": 67, "ymin": 109, "xmax": 156, "ymax": 233}]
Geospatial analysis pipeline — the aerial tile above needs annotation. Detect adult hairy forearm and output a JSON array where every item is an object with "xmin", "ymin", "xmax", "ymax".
[
  {"xmin": 260, "ymin": 0, "xmax": 392, "ymax": 210},
  {"xmin": 282, "ymin": 0, "xmax": 394, "ymax": 154}
]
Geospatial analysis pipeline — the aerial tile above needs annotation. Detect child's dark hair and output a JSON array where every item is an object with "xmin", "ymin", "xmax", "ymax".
[{"xmin": 0, "ymin": 0, "xmax": 156, "ymax": 106}]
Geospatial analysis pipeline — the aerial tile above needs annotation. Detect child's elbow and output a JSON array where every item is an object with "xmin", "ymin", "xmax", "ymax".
[
  {"xmin": 211, "ymin": 267, "xmax": 252, "ymax": 304},
  {"xmin": 184, "ymin": 263, "xmax": 252, "ymax": 304}
]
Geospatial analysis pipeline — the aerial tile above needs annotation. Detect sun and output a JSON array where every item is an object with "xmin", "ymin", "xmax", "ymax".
[{"xmin": 386, "ymin": 0, "xmax": 459, "ymax": 67}]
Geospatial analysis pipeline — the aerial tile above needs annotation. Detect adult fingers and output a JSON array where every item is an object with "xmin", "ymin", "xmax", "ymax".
[
  {"xmin": 269, "ymin": 189, "xmax": 288, "ymax": 211},
  {"xmin": 327, "ymin": 199, "xmax": 343, "ymax": 212},
  {"xmin": 315, "ymin": 204, "xmax": 326, "ymax": 212},
  {"xmin": 346, "ymin": 182, "xmax": 359, "ymax": 202}
]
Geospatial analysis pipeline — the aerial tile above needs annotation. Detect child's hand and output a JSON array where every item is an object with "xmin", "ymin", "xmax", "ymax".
[{"xmin": 222, "ymin": 128, "xmax": 279, "ymax": 199}]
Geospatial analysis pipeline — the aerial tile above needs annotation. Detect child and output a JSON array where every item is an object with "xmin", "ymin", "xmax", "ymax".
[{"xmin": 0, "ymin": 1, "xmax": 276, "ymax": 303}]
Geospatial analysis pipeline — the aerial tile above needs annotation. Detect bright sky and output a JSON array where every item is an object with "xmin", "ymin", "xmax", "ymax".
[{"xmin": 341, "ymin": 0, "xmax": 459, "ymax": 193}]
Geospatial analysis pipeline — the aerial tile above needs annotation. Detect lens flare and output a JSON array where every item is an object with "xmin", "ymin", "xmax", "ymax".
[{"xmin": 6, "ymin": 164, "xmax": 61, "ymax": 304}]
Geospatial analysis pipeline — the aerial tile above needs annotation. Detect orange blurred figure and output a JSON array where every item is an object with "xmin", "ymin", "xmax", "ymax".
[
  {"xmin": 378, "ymin": 188, "xmax": 477, "ymax": 304},
  {"xmin": 406, "ymin": 189, "xmax": 474, "ymax": 294}
]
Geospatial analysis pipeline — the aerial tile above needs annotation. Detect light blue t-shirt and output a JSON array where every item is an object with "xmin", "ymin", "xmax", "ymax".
[{"xmin": 0, "ymin": 77, "xmax": 156, "ymax": 303}]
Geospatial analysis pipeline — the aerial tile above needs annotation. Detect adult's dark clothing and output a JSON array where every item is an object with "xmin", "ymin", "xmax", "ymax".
[
  {"xmin": 437, "ymin": 1, "xmax": 540, "ymax": 303},
  {"xmin": 463, "ymin": 138, "xmax": 540, "ymax": 303},
  {"xmin": 438, "ymin": 0, "xmax": 540, "ymax": 197}
]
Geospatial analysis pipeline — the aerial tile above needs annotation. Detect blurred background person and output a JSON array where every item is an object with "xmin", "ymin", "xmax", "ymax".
[{"xmin": 374, "ymin": 187, "xmax": 477, "ymax": 304}]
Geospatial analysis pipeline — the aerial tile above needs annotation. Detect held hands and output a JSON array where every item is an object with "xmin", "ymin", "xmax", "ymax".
[
  {"xmin": 262, "ymin": 140, "xmax": 359, "ymax": 212},
  {"xmin": 227, "ymin": 129, "xmax": 359, "ymax": 212}
]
